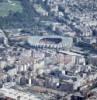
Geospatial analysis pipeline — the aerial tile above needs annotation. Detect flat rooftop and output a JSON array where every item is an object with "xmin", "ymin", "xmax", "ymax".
[{"xmin": 0, "ymin": 88, "xmax": 41, "ymax": 100}]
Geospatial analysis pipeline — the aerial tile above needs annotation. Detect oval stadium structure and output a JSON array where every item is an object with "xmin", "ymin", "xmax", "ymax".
[{"xmin": 27, "ymin": 36, "xmax": 73, "ymax": 50}]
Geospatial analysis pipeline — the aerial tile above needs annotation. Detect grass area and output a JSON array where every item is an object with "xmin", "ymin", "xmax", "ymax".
[{"xmin": 0, "ymin": 0, "xmax": 23, "ymax": 17}]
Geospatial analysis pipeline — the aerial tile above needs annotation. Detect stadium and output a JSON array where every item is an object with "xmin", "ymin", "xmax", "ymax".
[{"xmin": 27, "ymin": 36, "xmax": 73, "ymax": 49}]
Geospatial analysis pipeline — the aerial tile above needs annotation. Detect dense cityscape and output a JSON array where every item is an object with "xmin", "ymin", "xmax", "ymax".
[{"xmin": 0, "ymin": 0, "xmax": 97, "ymax": 100}]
